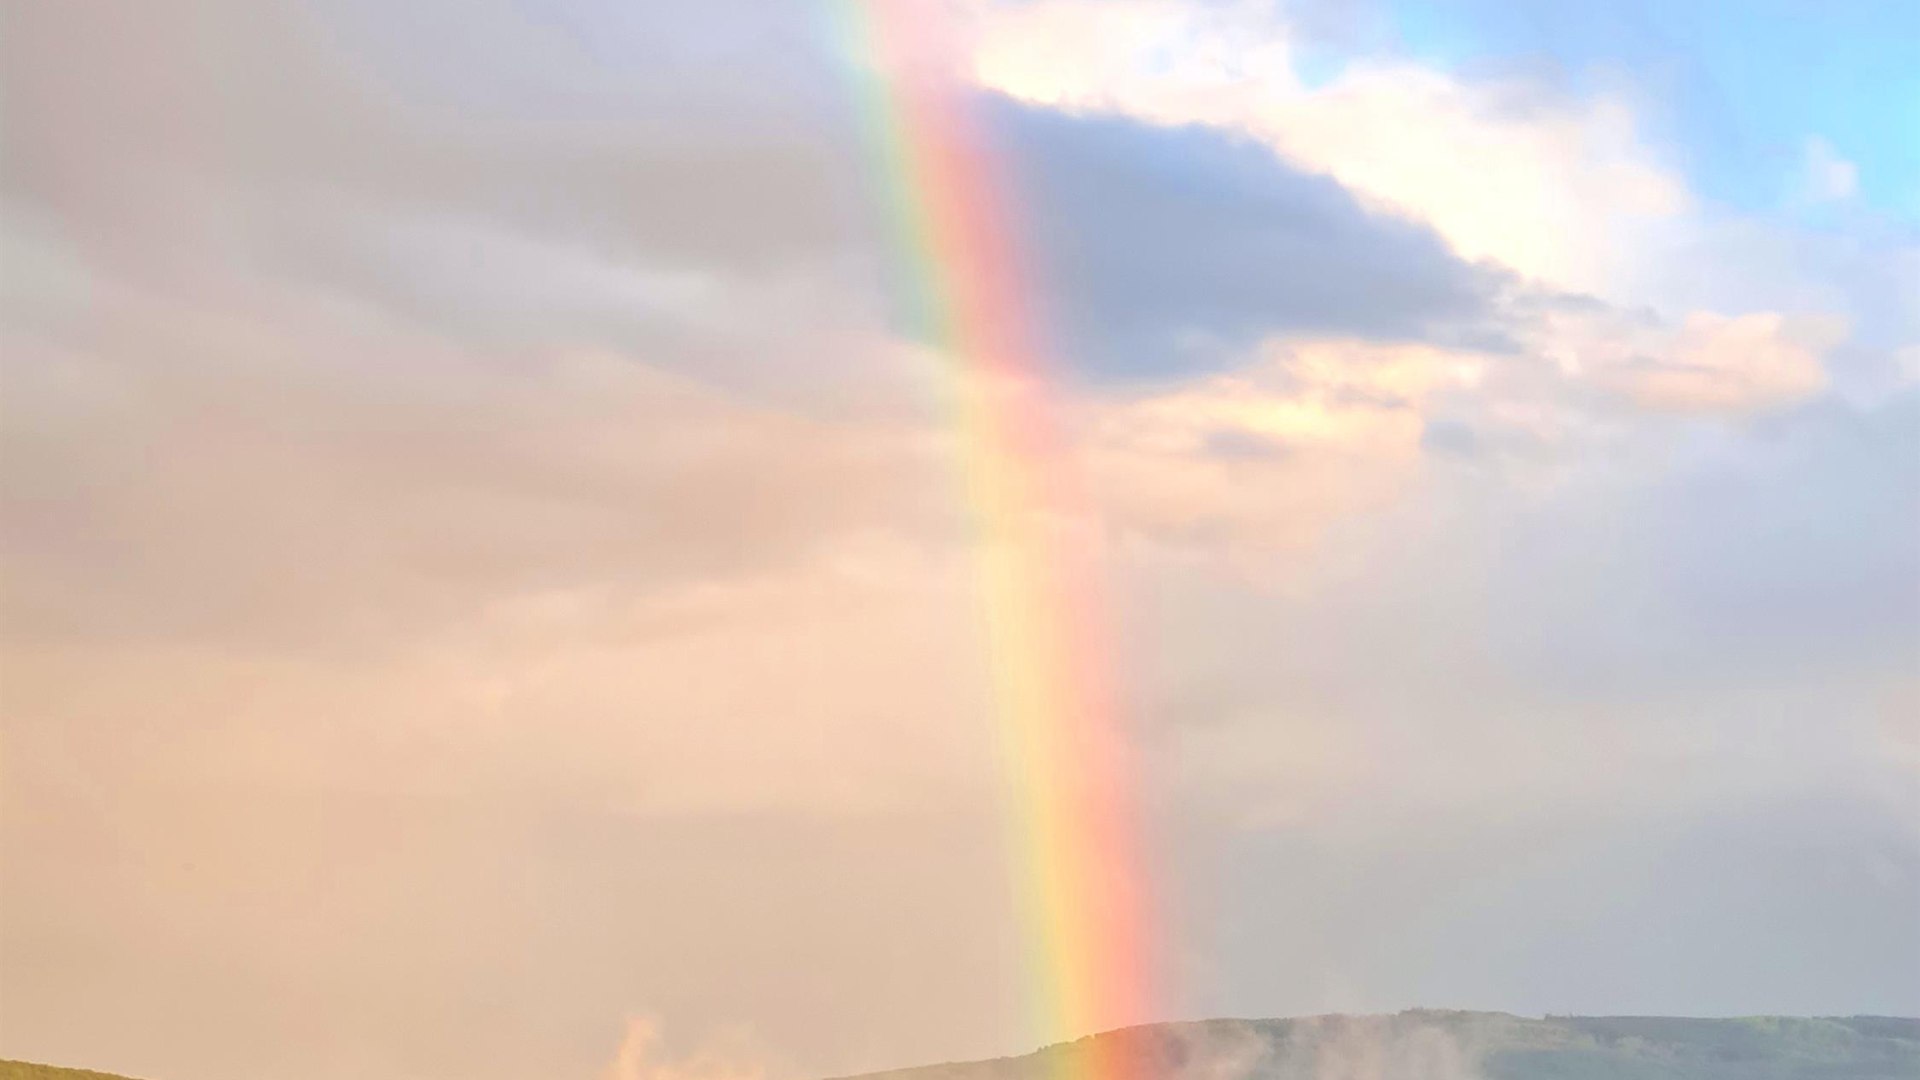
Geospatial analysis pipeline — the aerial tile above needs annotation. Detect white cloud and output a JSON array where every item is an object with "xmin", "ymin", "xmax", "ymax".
[
  {"xmin": 1534, "ymin": 307, "xmax": 1844, "ymax": 414},
  {"xmin": 1079, "ymin": 338, "xmax": 1486, "ymax": 561},
  {"xmin": 1803, "ymin": 135, "xmax": 1860, "ymax": 202},
  {"xmin": 965, "ymin": 0, "xmax": 1686, "ymax": 295}
]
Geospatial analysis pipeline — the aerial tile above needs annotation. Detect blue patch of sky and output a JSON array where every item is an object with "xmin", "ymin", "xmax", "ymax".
[
  {"xmin": 1377, "ymin": 0, "xmax": 1919, "ymax": 219},
  {"xmin": 1292, "ymin": 46, "xmax": 1348, "ymax": 90}
]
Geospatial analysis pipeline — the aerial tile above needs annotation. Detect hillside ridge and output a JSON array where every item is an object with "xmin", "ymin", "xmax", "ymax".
[
  {"xmin": 8, "ymin": 1014, "xmax": 1919, "ymax": 1080},
  {"xmin": 1, "ymin": 1062, "xmax": 145, "ymax": 1080},
  {"xmin": 828, "ymin": 1011, "xmax": 1920, "ymax": 1080}
]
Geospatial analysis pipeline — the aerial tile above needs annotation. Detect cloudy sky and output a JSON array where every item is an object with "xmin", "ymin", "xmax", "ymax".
[{"xmin": 2, "ymin": 2, "xmax": 1916, "ymax": 1079}]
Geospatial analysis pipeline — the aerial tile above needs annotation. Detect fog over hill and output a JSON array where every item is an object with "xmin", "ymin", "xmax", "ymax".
[{"xmin": 833, "ymin": 1013, "xmax": 1920, "ymax": 1080}]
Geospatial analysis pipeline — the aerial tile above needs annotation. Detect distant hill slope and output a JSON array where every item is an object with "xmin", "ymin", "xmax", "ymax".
[
  {"xmin": 834, "ymin": 1012, "xmax": 1920, "ymax": 1080},
  {"xmin": 9, "ymin": 1015, "xmax": 1919, "ymax": 1080},
  {"xmin": 0, "ymin": 1064, "xmax": 141, "ymax": 1080}
]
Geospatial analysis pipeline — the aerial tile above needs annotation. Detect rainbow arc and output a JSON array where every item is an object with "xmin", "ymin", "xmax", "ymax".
[{"xmin": 833, "ymin": 2, "xmax": 1158, "ymax": 1065}]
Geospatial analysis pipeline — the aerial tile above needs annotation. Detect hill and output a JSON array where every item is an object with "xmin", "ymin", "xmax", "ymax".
[
  {"xmin": 834, "ymin": 1012, "xmax": 1920, "ymax": 1080},
  {"xmin": 8, "ymin": 1014, "xmax": 1919, "ymax": 1080},
  {"xmin": 1, "ymin": 1064, "xmax": 142, "ymax": 1080}
]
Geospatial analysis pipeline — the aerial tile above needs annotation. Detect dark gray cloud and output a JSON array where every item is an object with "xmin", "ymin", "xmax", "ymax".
[
  {"xmin": 3, "ymin": 0, "xmax": 1510, "ymax": 392},
  {"xmin": 995, "ymin": 98, "xmax": 1509, "ymax": 378}
]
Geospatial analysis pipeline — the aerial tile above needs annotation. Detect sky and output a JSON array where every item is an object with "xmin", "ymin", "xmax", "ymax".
[{"xmin": 1, "ymin": 2, "xmax": 1916, "ymax": 1079}]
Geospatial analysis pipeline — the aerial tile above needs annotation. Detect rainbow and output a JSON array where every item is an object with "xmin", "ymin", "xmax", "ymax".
[{"xmin": 830, "ymin": 0, "xmax": 1158, "ymax": 1066}]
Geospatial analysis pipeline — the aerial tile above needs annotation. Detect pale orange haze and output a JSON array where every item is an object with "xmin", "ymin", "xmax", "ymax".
[{"xmin": 2, "ymin": 2, "xmax": 1916, "ymax": 1080}]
